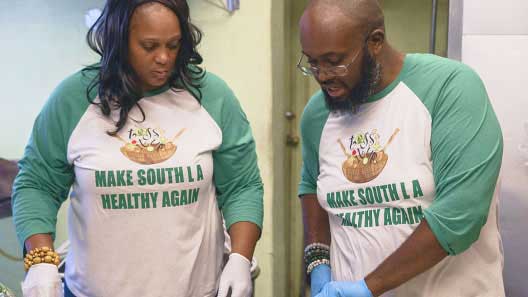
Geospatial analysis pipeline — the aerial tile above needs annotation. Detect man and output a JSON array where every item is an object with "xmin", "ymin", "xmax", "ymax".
[{"xmin": 297, "ymin": 0, "xmax": 504, "ymax": 296}]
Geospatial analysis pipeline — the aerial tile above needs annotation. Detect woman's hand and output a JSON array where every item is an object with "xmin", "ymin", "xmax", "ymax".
[
  {"xmin": 21, "ymin": 263, "xmax": 63, "ymax": 297},
  {"xmin": 217, "ymin": 253, "xmax": 252, "ymax": 297}
]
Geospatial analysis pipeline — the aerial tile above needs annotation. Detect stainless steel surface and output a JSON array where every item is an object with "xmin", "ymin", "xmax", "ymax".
[
  {"xmin": 447, "ymin": 0, "xmax": 464, "ymax": 60},
  {"xmin": 430, "ymin": 0, "xmax": 439, "ymax": 53}
]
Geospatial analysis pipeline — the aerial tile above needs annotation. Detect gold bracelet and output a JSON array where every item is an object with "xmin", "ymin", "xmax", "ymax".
[{"xmin": 24, "ymin": 246, "xmax": 61, "ymax": 272}]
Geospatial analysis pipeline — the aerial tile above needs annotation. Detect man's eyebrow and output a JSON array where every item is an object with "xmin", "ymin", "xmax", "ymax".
[{"xmin": 302, "ymin": 51, "xmax": 342, "ymax": 60}]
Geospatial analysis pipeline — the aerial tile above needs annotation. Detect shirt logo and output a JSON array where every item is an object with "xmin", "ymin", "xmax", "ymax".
[
  {"xmin": 338, "ymin": 128, "xmax": 399, "ymax": 183},
  {"xmin": 114, "ymin": 127, "xmax": 186, "ymax": 165}
]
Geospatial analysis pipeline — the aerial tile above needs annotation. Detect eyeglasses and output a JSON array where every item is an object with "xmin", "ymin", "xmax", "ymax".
[{"xmin": 296, "ymin": 48, "xmax": 361, "ymax": 77}]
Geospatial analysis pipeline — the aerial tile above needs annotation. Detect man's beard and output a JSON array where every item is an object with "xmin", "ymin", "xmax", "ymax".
[{"xmin": 323, "ymin": 49, "xmax": 382, "ymax": 112}]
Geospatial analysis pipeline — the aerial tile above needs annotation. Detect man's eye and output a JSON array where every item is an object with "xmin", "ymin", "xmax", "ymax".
[{"xmin": 327, "ymin": 60, "xmax": 341, "ymax": 66}]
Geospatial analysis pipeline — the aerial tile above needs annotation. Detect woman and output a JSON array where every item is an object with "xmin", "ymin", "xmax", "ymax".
[{"xmin": 12, "ymin": 1, "xmax": 263, "ymax": 296}]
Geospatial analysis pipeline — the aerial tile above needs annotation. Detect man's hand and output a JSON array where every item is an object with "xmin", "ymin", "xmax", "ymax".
[
  {"xmin": 21, "ymin": 263, "xmax": 63, "ymax": 297},
  {"xmin": 217, "ymin": 253, "xmax": 252, "ymax": 297},
  {"xmin": 314, "ymin": 280, "xmax": 373, "ymax": 297},
  {"xmin": 310, "ymin": 264, "xmax": 331, "ymax": 295}
]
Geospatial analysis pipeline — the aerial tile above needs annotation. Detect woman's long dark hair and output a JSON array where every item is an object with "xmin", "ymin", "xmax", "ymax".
[{"xmin": 84, "ymin": 0, "xmax": 205, "ymax": 135}]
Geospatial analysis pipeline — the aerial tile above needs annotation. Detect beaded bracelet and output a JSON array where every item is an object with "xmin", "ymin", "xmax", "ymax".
[
  {"xmin": 304, "ymin": 242, "xmax": 330, "ymax": 253},
  {"xmin": 304, "ymin": 243, "xmax": 330, "ymax": 263},
  {"xmin": 306, "ymin": 258, "xmax": 331, "ymax": 275},
  {"xmin": 24, "ymin": 246, "xmax": 61, "ymax": 272},
  {"xmin": 304, "ymin": 250, "xmax": 330, "ymax": 266},
  {"xmin": 304, "ymin": 242, "xmax": 330, "ymax": 275}
]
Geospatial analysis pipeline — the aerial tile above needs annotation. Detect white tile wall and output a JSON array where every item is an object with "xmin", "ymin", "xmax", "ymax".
[
  {"xmin": 463, "ymin": 0, "xmax": 528, "ymax": 35},
  {"xmin": 463, "ymin": 35, "xmax": 528, "ymax": 139}
]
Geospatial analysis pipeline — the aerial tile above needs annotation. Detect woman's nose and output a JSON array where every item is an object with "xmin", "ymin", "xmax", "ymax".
[{"xmin": 155, "ymin": 50, "xmax": 169, "ymax": 65}]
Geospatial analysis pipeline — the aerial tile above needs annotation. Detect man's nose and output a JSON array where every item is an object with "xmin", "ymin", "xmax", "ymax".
[{"xmin": 315, "ymin": 69, "xmax": 334, "ymax": 83}]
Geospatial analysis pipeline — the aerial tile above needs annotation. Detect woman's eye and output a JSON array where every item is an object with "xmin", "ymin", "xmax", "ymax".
[
  {"xmin": 168, "ymin": 43, "xmax": 180, "ymax": 50},
  {"xmin": 142, "ymin": 44, "xmax": 156, "ymax": 51}
]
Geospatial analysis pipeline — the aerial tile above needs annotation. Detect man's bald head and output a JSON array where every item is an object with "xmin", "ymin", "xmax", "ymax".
[
  {"xmin": 303, "ymin": 0, "xmax": 384, "ymax": 37},
  {"xmin": 299, "ymin": 0, "xmax": 386, "ymax": 60}
]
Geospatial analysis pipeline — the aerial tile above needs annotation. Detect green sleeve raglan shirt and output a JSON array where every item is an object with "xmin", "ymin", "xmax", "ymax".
[
  {"xmin": 298, "ymin": 54, "xmax": 504, "ymax": 297},
  {"xmin": 13, "ymin": 69, "xmax": 263, "ymax": 297}
]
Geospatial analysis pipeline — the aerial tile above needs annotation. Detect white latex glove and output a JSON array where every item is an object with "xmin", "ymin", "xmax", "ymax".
[
  {"xmin": 217, "ymin": 253, "xmax": 252, "ymax": 297},
  {"xmin": 21, "ymin": 263, "xmax": 63, "ymax": 297}
]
